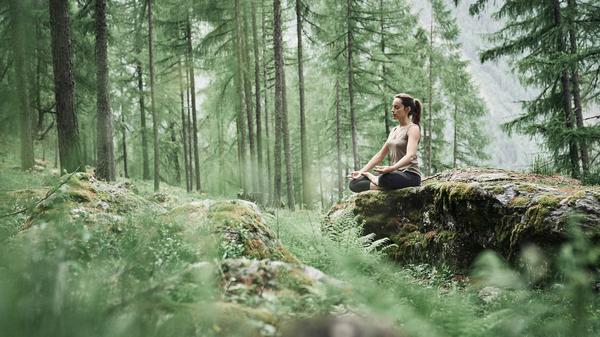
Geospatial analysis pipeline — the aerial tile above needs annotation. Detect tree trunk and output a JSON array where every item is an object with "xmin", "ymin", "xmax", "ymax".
[
  {"xmin": 35, "ymin": 23, "xmax": 44, "ymax": 138},
  {"xmin": 170, "ymin": 121, "xmax": 181, "ymax": 184},
  {"xmin": 121, "ymin": 104, "xmax": 129, "ymax": 178},
  {"xmin": 217, "ymin": 96, "xmax": 225, "ymax": 195},
  {"xmin": 281, "ymin": 53, "xmax": 295, "ymax": 210},
  {"xmin": 453, "ymin": 105, "xmax": 457, "ymax": 168},
  {"xmin": 12, "ymin": 0, "xmax": 34, "ymax": 170},
  {"xmin": 49, "ymin": 0, "xmax": 82, "ymax": 173},
  {"xmin": 347, "ymin": 0, "xmax": 359, "ymax": 170},
  {"xmin": 262, "ymin": 1, "xmax": 272, "ymax": 201},
  {"xmin": 147, "ymin": 0, "xmax": 160, "ymax": 191},
  {"xmin": 296, "ymin": 0, "xmax": 310, "ymax": 209},
  {"xmin": 178, "ymin": 58, "xmax": 191, "ymax": 192},
  {"xmin": 136, "ymin": 62, "xmax": 150, "ymax": 180},
  {"xmin": 554, "ymin": 0, "xmax": 580, "ymax": 178},
  {"xmin": 335, "ymin": 79, "xmax": 343, "ymax": 201},
  {"xmin": 244, "ymin": 17, "xmax": 257, "ymax": 192},
  {"xmin": 186, "ymin": 69, "xmax": 194, "ymax": 191},
  {"xmin": 567, "ymin": 0, "xmax": 589, "ymax": 177},
  {"xmin": 234, "ymin": 0, "xmax": 248, "ymax": 192},
  {"xmin": 95, "ymin": 0, "xmax": 116, "ymax": 181},
  {"xmin": 316, "ymin": 128, "xmax": 324, "ymax": 209},
  {"xmin": 252, "ymin": 0, "xmax": 264, "ymax": 198},
  {"xmin": 380, "ymin": 0, "xmax": 390, "ymax": 138},
  {"xmin": 273, "ymin": 0, "xmax": 284, "ymax": 208},
  {"xmin": 426, "ymin": 4, "xmax": 433, "ymax": 176},
  {"xmin": 186, "ymin": 18, "xmax": 202, "ymax": 191}
]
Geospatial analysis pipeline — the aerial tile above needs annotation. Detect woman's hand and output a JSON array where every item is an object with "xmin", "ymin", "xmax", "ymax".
[
  {"xmin": 348, "ymin": 170, "xmax": 364, "ymax": 179},
  {"xmin": 374, "ymin": 166, "xmax": 394, "ymax": 174}
]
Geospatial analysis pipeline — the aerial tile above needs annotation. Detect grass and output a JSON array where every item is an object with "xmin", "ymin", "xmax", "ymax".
[{"xmin": 0, "ymin": 166, "xmax": 599, "ymax": 337}]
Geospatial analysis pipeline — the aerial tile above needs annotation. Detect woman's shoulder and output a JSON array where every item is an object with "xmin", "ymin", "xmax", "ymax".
[{"xmin": 407, "ymin": 123, "xmax": 421, "ymax": 137}]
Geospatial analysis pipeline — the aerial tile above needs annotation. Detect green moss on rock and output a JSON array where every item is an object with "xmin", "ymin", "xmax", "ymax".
[
  {"xmin": 537, "ymin": 195, "xmax": 560, "ymax": 208},
  {"xmin": 326, "ymin": 168, "xmax": 600, "ymax": 272},
  {"xmin": 509, "ymin": 196, "xmax": 530, "ymax": 208},
  {"xmin": 165, "ymin": 200, "xmax": 299, "ymax": 264}
]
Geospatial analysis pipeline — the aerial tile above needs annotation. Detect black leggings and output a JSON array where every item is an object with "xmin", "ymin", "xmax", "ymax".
[{"xmin": 349, "ymin": 171, "xmax": 421, "ymax": 193}]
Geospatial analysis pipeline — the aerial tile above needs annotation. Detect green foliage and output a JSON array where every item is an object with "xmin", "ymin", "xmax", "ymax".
[
  {"xmin": 473, "ymin": 0, "xmax": 600, "ymax": 180},
  {"xmin": 2, "ymin": 167, "xmax": 600, "ymax": 336}
]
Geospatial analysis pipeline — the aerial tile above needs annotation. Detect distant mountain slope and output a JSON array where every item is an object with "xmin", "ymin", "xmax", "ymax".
[{"xmin": 409, "ymin": 0, "xmax": 541, "ymax": 170}]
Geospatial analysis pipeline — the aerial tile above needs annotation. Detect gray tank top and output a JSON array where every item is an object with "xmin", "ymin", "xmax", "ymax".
[{"xmin": 386, "ymin": 123, "xmax": 421, "ymax": 177}]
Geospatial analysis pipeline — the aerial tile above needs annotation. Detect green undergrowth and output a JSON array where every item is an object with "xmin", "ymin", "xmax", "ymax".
[
  {"xmin": 1, "ymin": 168, "xmax": 599, "ymax": 336},
  {"xmin": 272, "ymin": 209, "xmax": 600, "ymax": 337}
]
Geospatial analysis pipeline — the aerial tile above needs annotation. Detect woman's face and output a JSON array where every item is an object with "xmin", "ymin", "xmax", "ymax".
[{"xmin": 391, "ymin": 97, "xmax": 407, "ymax": 120}]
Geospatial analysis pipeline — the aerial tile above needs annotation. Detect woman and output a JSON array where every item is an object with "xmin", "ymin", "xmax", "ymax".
[{"xmin": 349, "ymin": 93, "xmax": 422, "ymax": 192}]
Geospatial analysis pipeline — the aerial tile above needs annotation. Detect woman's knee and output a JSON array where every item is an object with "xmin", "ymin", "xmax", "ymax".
[
  {"xmin": 377, "ymin": 173, "xmax": 393, "ymax": 189},
  {"xmin": 349, "ymin": 178, "xmax": 369, "ymax": 193},
  {"xmin": 348, "ymin": 179, "xmax": 360, "ymax": 192}
]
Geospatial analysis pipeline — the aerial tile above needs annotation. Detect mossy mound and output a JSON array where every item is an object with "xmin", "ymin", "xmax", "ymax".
[
  {"xmin": 220, "ymin": 258, "xmax": 340, "ymax": 310},
  {"xmin": 21, "ymin": 172, "xmax": 157, "ymax": 230},
  {"xmin": 163, "ymin": 200, "xmax": 299, "ymax": 263},
  {"xmin": 211, "ymin": 258, "xmax": 345, "ymax": 336},
  {"xmin": 325, "ymin": 168, "xmax": 600, "ymax": 272}
]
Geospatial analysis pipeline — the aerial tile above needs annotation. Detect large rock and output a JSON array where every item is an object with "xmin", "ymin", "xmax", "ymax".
[
  {"xmin": 324, "ymin": 168, "xmax": 600, "ymax": 271},
  {"xmin": 21, "ymin": 172, "xmax": 156, "ymax": 230},
  {"xmin": 163, "ymin": 200, "xmax": 299, "ymax": 263}
]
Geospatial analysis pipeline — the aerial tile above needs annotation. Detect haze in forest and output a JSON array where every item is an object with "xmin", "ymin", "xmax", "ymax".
[
  {"xmin": 412, "ymin": 0, "xmax": 540, "ymax": 169},
  {"xmin": 1, "ymin": 0, "xmax": 598, "ymax": 209}
]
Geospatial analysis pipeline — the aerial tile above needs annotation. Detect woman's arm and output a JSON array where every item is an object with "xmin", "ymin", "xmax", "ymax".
[
  {"xmin": 350, "ymin": 143, "xmax": 388, "ymax": 178},
  {"xmin": 361, "ymin": 143, "xmax": 389, "ymax": 172}
]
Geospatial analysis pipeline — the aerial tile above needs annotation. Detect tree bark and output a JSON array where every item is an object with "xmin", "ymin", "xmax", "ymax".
[
  {"xmin": 95, "ymin": 0, "xmax": 116, "ymax": 181},
  {"xmin": 426, "ymin": 3, "xmax": 433, "ymax": 176},
  {"xmin": 35, "ymin": 24, "xmax": 43, "ymax": 138},
  {"xmin": 49, "ymin": 0, "xmax": 82, "ymax": 173},
  {"xmin": 136, "ymin": 61, "xmax": 150, "ymax": 180},
  {"xmin": 178, "ymin": 58, "xmax": 191, "ymax": 192},
  {"xmin": 335, "ymin": 79, "xmax": 343, "ymax": 201},
  {"xmin": 170, "ymin": 121, "xmax": 181, "ymax": 184},
  {"xmin": 262, "ymin": 1, "xmax": 272, "ymax": 201},
  {"xmin": 12, "ymin": 0, "xmax": 34, "ymax": 170},
  {"xmin": 252, "ymin": 0, "xmax": 264, "ymax": 198},
  {"xmin": 453, "ymin": 105, "xmax": 457, "ymax": 168},
  {"xmin": 121, "ymin": 104, "xmax": 129, "ymax": 178},
  {"xmin": 281, "ymin": 52, "xmax": 295, "ymax": 210},
  {"xmin": 147, "ymin": 0, "xmax": 160, "ymax": 191},
  {"xmin": 296, "ymin": 0, "xmax": 310, "ymax": 208},
  {"xmin": 554, "ymin": 0, "xmax": 580, "ymax": 178},
  {"xmin": 347, "ymin": 0, "xmax": 359, "ymax": 170},
  {"xmin": 240, "ymin": 3, "xmax": 257, "ymax": 192},
  {"xmin": 273, "ymin": 0, "xmax": 284, "ymax": 207},
  {"xmin": 186, "ymin": 18, "xmax": 202, "ymax": 191},
  {"xmin": 380, "ymin": 0, "xmax": 390, "ymax": 138},
  {"xmin": 234, "ymin": 0, "xmax": 248, "ymax": 192},
  {"xmin": 185, "ymin": 67, "xmax": 194, "ymax": 191},
  {"xmin": 567, "ymin": 0, "xmax": 589, "ymax": 177}
]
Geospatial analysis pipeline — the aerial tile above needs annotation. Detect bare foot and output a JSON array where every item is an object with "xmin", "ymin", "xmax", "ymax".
[{"xmin": 362, "ymin": 172, "xmax": 379, "ymax": 186}]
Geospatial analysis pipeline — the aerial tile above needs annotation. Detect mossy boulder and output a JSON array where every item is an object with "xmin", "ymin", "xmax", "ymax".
[
  {"xmin": 324, "ymin": 168, "xmax": 600, "ymax": 272},
  {"xmin": 209, "ymin": 258, "xmax": 345, "ymax": 336},
  {"xmin": 163, "ymin": 200, "xmax": 299, "ymax": 263},
  {"xmin": 220, "ymin": 257, "xmax": 340, "ymax": 307},
  {"xmin": 21, "ymin": 172, "xmax": 156, "ymax": 230}
]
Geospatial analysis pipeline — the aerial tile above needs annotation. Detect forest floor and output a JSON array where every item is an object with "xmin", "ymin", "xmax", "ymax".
[{"xmin": 1, "ymin": 162, "xmax": 600, "ymax": 337}]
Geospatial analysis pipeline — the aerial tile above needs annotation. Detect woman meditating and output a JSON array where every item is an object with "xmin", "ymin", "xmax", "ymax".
[{"xmin": 349, "ymin": 93, "xmax": 422, "ymax": 192}]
